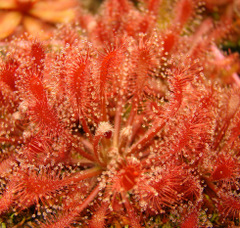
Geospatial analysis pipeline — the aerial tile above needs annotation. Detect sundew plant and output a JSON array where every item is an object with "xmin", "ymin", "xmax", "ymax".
[{"xmin": 0, "ymin": 0, "xmax": 240, "ymax": 227}]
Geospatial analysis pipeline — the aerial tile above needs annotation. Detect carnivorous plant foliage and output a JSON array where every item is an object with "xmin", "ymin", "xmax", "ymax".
[{"xmin": 0, "ymin": 0, "xmax": 240, "ymax": 227}]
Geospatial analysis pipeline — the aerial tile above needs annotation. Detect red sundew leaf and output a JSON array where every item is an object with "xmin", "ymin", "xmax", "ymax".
[
  {"xmin": 54, "ymin": 24, "xmax": 81, "ymax": 46},
  {"xmin": 93, "ymin": 0, "xmax": 134, "ymax": 45},
  {"xmin": 0, "ymin": 167, "xmax": 66, "ymax": 214},
  {"xmin": 128, "ymin": 64, "xmax": 195, "ymax": 155},
  {"xmin": 137, "ymin": 7, "xmax": 161, "ymax": 35},
  {"xmin": 137, "ymin": 15, "xmax": 154, "ymax": 35},
  {"xmin": 1, "ymin": 0, "xmax": 240, "ymax": 226},
  {"xmin": 61, "ymin": 45, "xmax": 98, "ymax": 139},
  {"xmin": 167, "ymin": 61, "xmax": 198, "ymax": 107},
  {"xmin": 89, "ymin": 202, "xmax": 109, "ymax": 228},
  {"xmin": 122, "ymin": 193, "xmax": 142, "ymax": 228},
  {"xmin": 11, "ymin": 168, "xmax": 66, "ymax": 209},
  {"xmin": 180, "ymin": 174, "xmax": 202, "ymax": 202},
  {"xmin": 64, "ymin": 47, "xmax": 91, "ymax": 118},
  {"xmin": 174, "ymin": 0, "xmax": 193, "ymax": 29},
  {"xmin": 12, "ymin": 167, "xmax": 100, "ymax": 212},
  {"xmin": 211, "ymin": 164, "xmax": 233, "ymax": 181},
  {"xmin": 0, "ymin": 58, "xmax": 19, "ymax": 91},
  {"xmin": 210, "ymin": 87, "xmax": 240, "ymax": 150},
  {"xmin": 41, "ymin": 215, "xmax": 75, "ymax": 228},
  {"xmin": 119, "ymin": 160, "xmax": 141, "ymax": 191},
  {"xmin": 180, "ymin": 209, "xmax": 198, "ymax": 228},
  {"xmin": 28, "ymin": 101, "xmax": 65, "ymax": 137},
  {"xmin": 30, "ymin": 40, "xmax": 46, "ymax": 72},
  {"xmin": 0, "ymin": 181, "xmax": 16, "ymax": 215},
  {"xmin": 27, "ymin": 72, "xmax": 47, "ymax": 103},
  {"xmin": 162, "ymin": 32, "xmax": 177, "ymax": 54},
  {"xmin": 105, "ymin": 0, "xmax": 132, "ymax": 17},
  {"xmin": 205, "ymin": 18, "xmax": 232, "ymax": 46},
  {"xmin": 147, "ymin": 0, "xmax": 162, "ymax": 16},
  {"xmin": 17, "ymin": 63, "xmax": 67, "ymax": 137},
  {"xmin": 186, "ymin": 18, "xmax": 213, "ymax": 59},
  {"xmin": 117, "ymin": 0, "xmax": 132, "ymax": 13},
  {"xmin": 105, "ymin": 158, "xmax": 142, "ymax": 195},
  {"xmin": 0, "ymin": 157, "xmax": 16, "ymax": 178},
  {"xmin": 97, "ymin": 40, "xmax": 126, "ymax": 121},
  {"xmin": 210, "ymin": 154, "xmax": 238, "ymax": 182},
  {"xmin": 0, "ymin": 81, "xmax": 18, "ymax": 114},
  {"xmin": 19, "ymin": 135, "xmax": 51, "ymax": 164},
  {"xmin": 166, "ymin": 90, "xmax": 214, "ymax": 159},
  {"xmin": 98, "ymin": 41, "xmax": 126, "ymax": 97},
  {"xmin": 41, "ymin": 184, "xmax": 100, "ymax": 228},
  {"xmin": 92, "ymin": 20, "xmax": 111, "ymax": 46},
  {"xmin": 135, "ymin": 165, "xmax": 185, "ymax": 214},
  {"xmin": 120, "ymin": 167, "xmax": 140, "ymax": 191},
  {"xmin": 17, "ymin": 65, "xmax": 48, "ymax": 106},
  {"xmin": 119, "ymin": 10, "xmax": 141, "ymax": 38},
  {"xmin": 224, "ymin": 106, "xmax": 240, "ymax": 149},
  {"xmin": 128, "ymin": 36, "xmax": 158, "ymax": 98},
  {"xmin": 77, "ymin": 10, "xmax": 95, "ymax": 35},
  {"xmin": 217, "ymin": 191, "xmax": 240, "ymax": 219}
]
